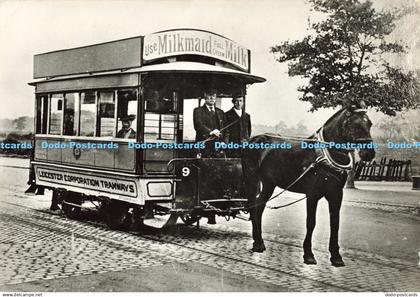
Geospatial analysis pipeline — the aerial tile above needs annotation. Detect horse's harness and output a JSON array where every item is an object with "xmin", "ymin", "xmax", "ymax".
[{"xmin": 313, "ymin": 127, "xmax": 353, "ymax": 173}]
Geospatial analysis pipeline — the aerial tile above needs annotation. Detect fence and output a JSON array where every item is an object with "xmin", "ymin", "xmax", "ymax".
[{"xmin": 354, "ymin": 157, "xmax": 412, "ymax": 181}]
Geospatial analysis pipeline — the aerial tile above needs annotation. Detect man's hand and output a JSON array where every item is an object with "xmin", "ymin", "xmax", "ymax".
[{"xmin": 209, "ymin": 129, "xmax": 221, "ymax": 137}]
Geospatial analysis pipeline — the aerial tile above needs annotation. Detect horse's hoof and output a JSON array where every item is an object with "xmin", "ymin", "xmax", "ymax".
[
  {"xmin": 303, "ymin": 255, "xmax": 317, "ymax": 265},
  {"xmin": 252, "ymin": 243, "xmax": 266, "ymax": 253},
  {"xmin": 330, "ymin": 257, "xmax": 345, "ymax": 267}
]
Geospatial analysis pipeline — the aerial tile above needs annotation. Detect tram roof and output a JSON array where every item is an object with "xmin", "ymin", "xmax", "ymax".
[
  {"xmin": 32, "ymin": 29, "xmax": 268, "ymax": 82},
  {"xmin": 134, "ymin": 62, "xmax": 265, "ymax": 83},
  {"xmin": 29, "ymin": 61, "xmax": 266, "ymax": 86}
]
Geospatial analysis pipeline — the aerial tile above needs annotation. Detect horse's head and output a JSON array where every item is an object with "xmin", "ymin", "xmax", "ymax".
[
  {"xmin": 324, "ymin": 102, "xmax": 375, "ymax": 161},
  {"xmin": 343, "ymin": 103, "xmax": 375, "ymax": 161}
]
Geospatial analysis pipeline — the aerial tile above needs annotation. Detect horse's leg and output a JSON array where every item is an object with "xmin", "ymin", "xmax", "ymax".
[
  {"xmin": 244, "ymin": 172, "xmax": 258, "ymax": 221},
  {"xmin": 326, "ymin": 189, "xmax": 345, "ymax": 267},
  {"xmin": 303, "ymin": 196, "xmax": 319, "ymax": 265},
  {"xmin": 251, "ymin": 181, "xmax": 275, "ymax": 253},
  {"xmin": 248, "ymin": 182, "xmax": 259, "ymax": 244}
]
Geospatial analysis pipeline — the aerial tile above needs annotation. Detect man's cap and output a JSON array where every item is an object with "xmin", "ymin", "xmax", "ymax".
[
  {"xmin": 232, "ymin": 93, "xmax": 244, "ymax": 103},
  {"xmin": 204, "ymin": 86, "xmax": 218, "ymax": 94},
  {"xmin": 232, "ymin": 92, "xmax": 244, "ymax": 98}
]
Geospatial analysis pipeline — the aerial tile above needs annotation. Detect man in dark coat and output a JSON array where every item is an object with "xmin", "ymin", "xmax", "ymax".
[
  {"xmin": 225, "ymin": 95, "xmax": 251, "ymax": 157},
  {"xmin": 193, "ymin": 89, "xmax": 228, "ymax": 157},
  {"xmin": 193, "ymin": 88, "xmax": 228, "ymax": 225}
]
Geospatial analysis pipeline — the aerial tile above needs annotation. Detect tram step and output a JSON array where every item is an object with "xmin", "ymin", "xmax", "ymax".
[{"xmin": 143, "ymin": 213, "xmax": 178, "ymax": 229}]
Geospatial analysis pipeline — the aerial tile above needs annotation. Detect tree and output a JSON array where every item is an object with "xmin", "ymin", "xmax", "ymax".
[
  {"xmin": 271, "ymin": 0, "xmax": 420, "ymax": 187},
  {"xmin": 271, "ymin": 0, "xmax": 420, "ymax": 115},
  {"xmin": 274, "ymin": 120, "xmax": 288, "ymax": 134},
  {"xmin": 13, "ymin": 117, "xmax": 27, "ymax": 131},
  {"xmin": 374, "ymin": 110, "xmax": 420, "ymax": 142}
]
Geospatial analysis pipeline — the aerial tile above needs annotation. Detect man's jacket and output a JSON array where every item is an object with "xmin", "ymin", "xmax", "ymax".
[
  {"xmin": 225, "ymin": 108, "xmax": 251, "ymax": 143},
  {"xmin": 193, "ymin": 105, "xmax": 228, "ymax": 142}
]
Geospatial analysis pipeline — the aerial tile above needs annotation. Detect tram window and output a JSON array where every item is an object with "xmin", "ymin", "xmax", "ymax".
[
  {"xmin": 63, "ymin": 93, "xmax": 79, "ymax": 136},
  {"xmin": 182, "ymin": 99, "xmax": 200, "ymax": 141},
  {"xmin": 144, "ymin": 89, "xmax": 176, "ymax": 113},
  {"xmin": 220, "ymin": 97, "xmax": 233, "ymax": 112},
  {"xmin": 116, "ymin": 89, "xmax": 137, "ymax": 138},
  {"xmin": 80, "ymin": 91, "xmax": 96, "ymax": 137},
  {"xmin": 36, "ymin": 95, "xmax": 48, "ymax": 134},
  {"xmin": 49, "ymin": 94, "xmax": 63, "ymax": 135},
  {"xmin": 144, "ymin": 114, "xmax": 177, "ymax": 142},
  {"xmin": 98, "ymin": 91, "xmax": 115, "ymax": 137},
  {"xmin": 144, "ymin": 89, "xmax": 177, "ymax": 142}
]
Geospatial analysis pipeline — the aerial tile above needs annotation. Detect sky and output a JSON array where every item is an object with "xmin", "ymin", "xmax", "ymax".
[{"xmin": 0, "ymin": 0, "xmax": 419, "ymax": 130}]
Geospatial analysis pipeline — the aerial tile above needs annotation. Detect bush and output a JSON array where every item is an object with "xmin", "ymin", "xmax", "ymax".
[{"xmin": 0, "ymin": 133, "xmax": 33, "ymax": 156}]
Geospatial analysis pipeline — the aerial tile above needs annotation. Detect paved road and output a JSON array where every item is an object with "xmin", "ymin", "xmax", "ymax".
[{"xmin": 0, "ymin": 157, "xmax": 419, "ymax": 292}]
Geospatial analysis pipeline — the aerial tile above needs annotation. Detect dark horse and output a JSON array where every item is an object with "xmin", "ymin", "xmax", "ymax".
[{"xmin": 242, "ymin": 103, "xmax": 375, "ymax": 267}]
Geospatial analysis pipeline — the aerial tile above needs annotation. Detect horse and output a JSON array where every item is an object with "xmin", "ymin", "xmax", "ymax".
[{"xmin": 242, "ymin": 103, "xmax": 375, "ymax": 267}]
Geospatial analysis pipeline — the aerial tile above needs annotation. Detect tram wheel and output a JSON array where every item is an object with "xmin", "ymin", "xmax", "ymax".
[
  {"xmin": 98, "ymin": 201, "xmax": 108, "ymax": 220},
  {"xmin": 62, "ymin": 193, "xmax": 82, "ymax": 220},
  {"xmin": 105, "ymin": 200, "xmax": 131, "ymax": 231},
  {"xmin": 131, "ymin": 207, "xmax": 145, "ymax": 232},
  {"xmin": 180, "ymin": 214, "xmax": 199, "ymax": 225}
]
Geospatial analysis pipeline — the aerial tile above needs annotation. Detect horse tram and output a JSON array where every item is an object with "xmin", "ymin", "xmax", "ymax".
[{"xmin": 27, "ymin": 29, "xmax": 266, "ymax": 230}]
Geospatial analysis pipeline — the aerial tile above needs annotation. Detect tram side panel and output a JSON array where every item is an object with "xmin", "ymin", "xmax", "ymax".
[
  {"xmin": 34, "ymin": 138, "xmax": 135, "ymax": 171},
  {"xmin": 34, "ymin": 162, "xmax": 174, "ymax": 206},
  {"xmin": 33, "ymin": 137, "xmax": 174, "ymax": 206},
  {"xmin": 34, "ymin": 163, "xmax": 143, "ymax": 204}
]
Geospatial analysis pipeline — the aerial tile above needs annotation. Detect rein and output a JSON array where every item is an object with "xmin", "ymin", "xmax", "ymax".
[
  {"xmin": 261, "ymin": 133, "xmax": 330, "ymax": 145},
  {"xmin": 198, "ymin": 107, "xmax": 368, "ymax": 212},
  {"xmin": 250, "ymin": 154, "xmax": 324, "ymax": 211},
  {"xmin": 263, "ymin": 160, "xmax": 318, "ymax": 209}
]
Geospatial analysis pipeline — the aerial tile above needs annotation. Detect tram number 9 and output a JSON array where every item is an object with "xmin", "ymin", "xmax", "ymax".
[{"xmin": 182, "ymin": 167, "xmax": 190, "ymax": 177}]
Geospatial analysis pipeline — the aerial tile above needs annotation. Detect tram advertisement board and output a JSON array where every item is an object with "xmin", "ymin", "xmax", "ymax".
[
  {"xmin": 35, "ymin": 166, "xmax": 138, "ymax": 198},
  {"xmin": 143, "ymin": 29, "xmax": 250, "ymax": 72}
]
